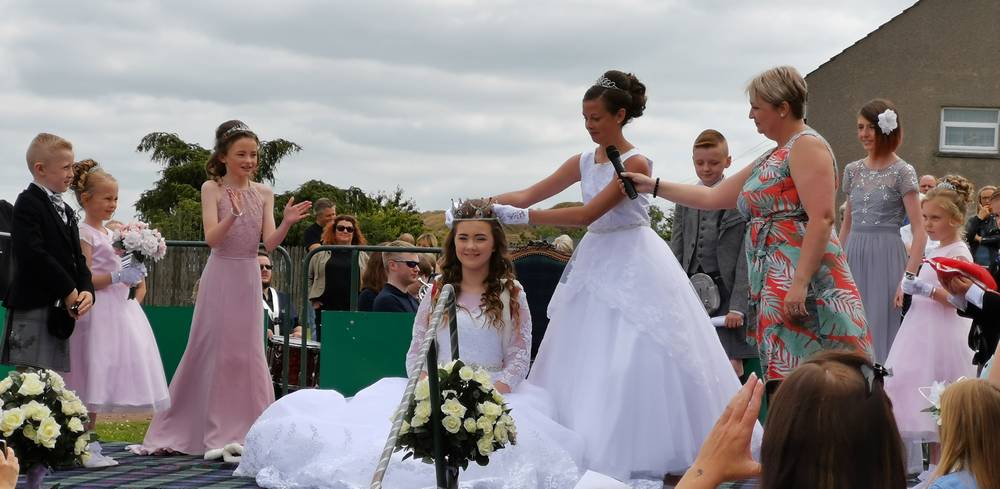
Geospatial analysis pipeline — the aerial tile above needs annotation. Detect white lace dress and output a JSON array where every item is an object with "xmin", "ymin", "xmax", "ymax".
[
  {"xmin": 528, "ymin": 148, "xmax": 761, "ymax": 480},
  {"xmin": 234, "ymin": 284, "xmax": 584, "ymax": 489}
]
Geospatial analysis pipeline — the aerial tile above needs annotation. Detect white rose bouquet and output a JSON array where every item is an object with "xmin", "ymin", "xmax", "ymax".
[
  {"xmin": 395, "ymin": 359, "xmax": 516, "ymax": 473},
  {"xmin": 0, "ymin": 369, "xmax": 92, "ymax": 469},
  {"xmin": 112, "ymin": 220, "xmax": 167, "ymax": 299}
]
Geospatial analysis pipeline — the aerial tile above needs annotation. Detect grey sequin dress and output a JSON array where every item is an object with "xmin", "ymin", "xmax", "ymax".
[{"xmin": 842, "ymin": 159, "xmax": 919, "ymax": 363}]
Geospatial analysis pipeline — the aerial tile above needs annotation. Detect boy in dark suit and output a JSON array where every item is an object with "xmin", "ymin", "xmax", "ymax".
[{"xmin": 2, "ymin": 133, "xmax": 94, "ymax": 371}]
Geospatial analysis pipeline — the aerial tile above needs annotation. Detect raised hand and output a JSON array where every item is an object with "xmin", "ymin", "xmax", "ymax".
[
  {"xmin": 677, "ymin": 373, "xmax": 763, "ymax": 488},
  {"xmin": 282, "ymin": 197, "xmax": 312, "ymax": 225},
  {"xmin": 492, "ymin": 204, "xmax": 529, "ymax": 225},
  {"xmin": 226, "ymin": 187, "xmax": 244, "ymax": 216}
]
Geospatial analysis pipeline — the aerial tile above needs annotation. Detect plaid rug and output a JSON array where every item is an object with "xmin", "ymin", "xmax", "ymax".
[{"xmin": 17, "ymin": 443, "xmax": 260, "ymax": 489}]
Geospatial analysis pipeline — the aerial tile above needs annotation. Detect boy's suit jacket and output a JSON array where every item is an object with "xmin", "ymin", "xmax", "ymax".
[{"xmin": 5, "ymin": 183, "xmax": 94, "ymax": 313}]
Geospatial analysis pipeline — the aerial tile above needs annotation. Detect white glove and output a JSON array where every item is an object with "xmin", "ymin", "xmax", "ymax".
[
  {"xmin": 901, "ymin": 276, "xmax": 934, "ymax": 297},
  {"xmin": 492, "ymin": 204, "xmax": 529, "ymax": 225},
  {"xmin": 113, "ymin": 267, "xmax": 144, "ymax": 286}
]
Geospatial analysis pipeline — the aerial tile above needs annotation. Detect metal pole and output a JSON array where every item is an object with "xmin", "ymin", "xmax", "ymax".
[{"xmin": 426, "ymin": 339, "xmax": 447, "ymax": 488}]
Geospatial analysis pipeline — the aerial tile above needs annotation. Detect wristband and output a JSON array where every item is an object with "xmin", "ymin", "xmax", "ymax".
[{"xmin": 653, "ymin": 177, "xmax": 660, "ymax": 198}]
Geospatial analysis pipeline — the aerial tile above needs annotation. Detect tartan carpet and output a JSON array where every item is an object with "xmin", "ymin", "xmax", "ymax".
[{"xmin": 17, "ymin": 443, "xmax": 260, "ymax": 489}]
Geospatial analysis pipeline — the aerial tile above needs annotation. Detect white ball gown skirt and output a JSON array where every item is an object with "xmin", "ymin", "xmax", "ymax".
[
  {"xmin": 235, "ymin": 377, "xmax": 584, "ymax": 488},
  {"xmin": 529, "ymin": 225, "xmax": 760, "ymax": 480}
]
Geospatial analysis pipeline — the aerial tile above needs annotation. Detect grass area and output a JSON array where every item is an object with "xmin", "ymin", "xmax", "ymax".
[{"xmin": 94, "ymin": 420, "xmax": 150, "ymax": 444}]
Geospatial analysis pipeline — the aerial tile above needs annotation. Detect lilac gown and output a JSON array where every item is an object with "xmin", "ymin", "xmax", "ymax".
[
  {"xmin": 137, "ymin": 186, "xmax": 273, "ymax": 454},
  {"xmin": 63, "ymin": 222, "xmax": 170, "ymax": 412}
]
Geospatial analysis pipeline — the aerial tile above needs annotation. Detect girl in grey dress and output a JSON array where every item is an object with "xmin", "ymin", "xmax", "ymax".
[{"xmin": 839, "ymin": 99, "xmax": 926, "ymax": 363}]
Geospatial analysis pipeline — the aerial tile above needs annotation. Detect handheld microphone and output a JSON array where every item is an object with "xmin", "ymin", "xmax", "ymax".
[{"xmin": 606, "ymin": 145, "xmax": 638, "ymax": 200}]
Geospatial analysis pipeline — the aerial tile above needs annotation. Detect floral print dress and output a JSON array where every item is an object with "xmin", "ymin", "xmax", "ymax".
[{"xmin": 737, "ymin": 128, "xmax": 873, "ymax": 383}]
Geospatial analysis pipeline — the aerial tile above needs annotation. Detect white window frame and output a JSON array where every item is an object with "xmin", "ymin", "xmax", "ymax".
[{"xmin": 939, "ymin": 107, "xmax": 1000, "ymax": 154}]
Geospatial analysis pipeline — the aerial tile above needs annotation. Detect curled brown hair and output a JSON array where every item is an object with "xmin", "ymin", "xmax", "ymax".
[
  {"xmin": 761, "ymin": 351, "xmax": 906, "ymax": 489},
  {"xmin": 70, "ymin": 159, "xmax": 116, "ymax": 206},
  {"xmin": 435, "ymin": 199, "xmax": 520, "ymax": 329},
  {"xmin": 321, "ymin": 215, "xmax": 367, "ymax": 246},
  {"xmin": 205, "ymin": 120, "xmax": 259, "ymax": 182},
  {"xmin": 583, "ymin": 70, "xmax": 647, "ymax": 126},
  {"xmin": 860, "ymin": 99, "xmax": 903, "ymax": 157}
]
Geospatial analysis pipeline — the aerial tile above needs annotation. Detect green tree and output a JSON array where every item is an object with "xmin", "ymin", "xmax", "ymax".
[
  {"xmin": 134, "ymin": 132, "xmax": 302, "ymax": 240},
  {"xmin": 276, "ymin": 181, "xmax": 423, "ymax": 245},
  {"xmin": 649, "ymin": 205, "xmax": 673, "ymax": 242}
]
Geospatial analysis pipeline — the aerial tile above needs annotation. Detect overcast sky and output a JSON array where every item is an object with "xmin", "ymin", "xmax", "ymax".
[{"xmin": 0, "ymin": 0, "xmax": 918, "ymax": 220}]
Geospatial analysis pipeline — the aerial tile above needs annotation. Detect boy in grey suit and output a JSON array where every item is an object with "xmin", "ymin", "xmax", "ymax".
[{"xmin": 670, "ymin": 130, "xmax": 756, "ymax": 376}]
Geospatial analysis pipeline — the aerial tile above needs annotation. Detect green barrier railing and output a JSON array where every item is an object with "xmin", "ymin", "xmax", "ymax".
[{"xmin": 295, "ymin": 244, "xmax": 441, "ymax": 397}]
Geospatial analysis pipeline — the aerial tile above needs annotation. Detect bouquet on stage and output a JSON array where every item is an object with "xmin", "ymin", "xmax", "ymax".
[
  {"xmin": 112, "ymin": 220, "xmax": 167, "ymax": 299},
  {"xmin": 396, "ymin": 359, "xmax": 516, "ymax": 477},
  {"xmin": 0, "ymin": 369, "xmax": 92, "ymax": 483}
]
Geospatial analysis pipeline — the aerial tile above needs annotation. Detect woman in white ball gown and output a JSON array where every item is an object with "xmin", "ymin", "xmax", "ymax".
[
  {"xmin": 235, "ymin": 200, "xmax": 584, "ymax": 489},
  {"xmin": 490, "ymin": 70, "xmax": 758, "ymax": 481}
]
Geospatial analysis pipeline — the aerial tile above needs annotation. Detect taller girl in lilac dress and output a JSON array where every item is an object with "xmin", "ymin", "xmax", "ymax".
[{"xmin": 135, "ymin": 120, "xmax": 311, "ymax": 456}]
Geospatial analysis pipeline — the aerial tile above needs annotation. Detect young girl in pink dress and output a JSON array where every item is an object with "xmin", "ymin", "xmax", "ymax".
[
  {"xmin": 64, "ymin": 159, "xmax": 170, "ymax": 465},
  {"xmin": 133, "ymin": 120, "xmax": 311, "ymax": 458},
  {"xmin": 887, "ymin": 175, "xmax": 978, "ymax": 460}
]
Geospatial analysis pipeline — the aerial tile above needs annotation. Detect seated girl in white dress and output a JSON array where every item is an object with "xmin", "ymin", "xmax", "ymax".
[{"xmin": 235, "ymin": 200, "xmax": 584, "ymax": 489}]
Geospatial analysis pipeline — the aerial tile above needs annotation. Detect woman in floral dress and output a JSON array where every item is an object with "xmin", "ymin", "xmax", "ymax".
[{"xmin": 624, "ymin": 66, "xmax": 873, "ymax": 393}]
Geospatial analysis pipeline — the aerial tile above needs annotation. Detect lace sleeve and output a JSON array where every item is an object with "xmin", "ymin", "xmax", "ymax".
[
  {"xmin": 497, "ymin": 285, "xmax": 532, "ymax": 389},
  {"xmin": 405, "ymin": 290, "xmax": 436, "ymax": 377},
  {"xmin": 896, "ymin": 162, "xmax": 919, "ymax": 196},
  {"xmin": 841, "ymin": 161, "xmax": 856, "ymax": 195}
]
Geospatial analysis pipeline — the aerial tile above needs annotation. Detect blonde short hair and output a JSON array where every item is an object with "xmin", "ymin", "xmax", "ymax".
[
  {"xmin": 383, "ymin": 240, "xmax": 417, "ymax": 268},
  {"xmin": 746, "ymin": 66, "xmax": 808, "ymax": 119},
  {"xmin": 26, "ymin": 133, "xmax": 73, "ymax": 172}
]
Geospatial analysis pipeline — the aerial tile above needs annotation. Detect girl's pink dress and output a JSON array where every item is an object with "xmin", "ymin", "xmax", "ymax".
[
  {"xmin": 137, "ymin": 186, "xmax": 274, "ymax": 454},
  {"xmin": 63, "ymin": 223, "xmax": 170, "ymax": 412},
  {"xmin": 884, "ymin": 240, "xmax": 977, "ymax": 442}
]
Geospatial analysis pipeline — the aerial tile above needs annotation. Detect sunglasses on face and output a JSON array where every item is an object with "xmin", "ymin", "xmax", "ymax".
[
  {"xmin": 259, "ymin": 264, "xmax": 273, "ymax": 271},
  {"xmin": 336, "ymin": 225, "xmax": 355, "ymax": 233},
  {"xmin": 391, "ymin": 259, "xmax": 420, "ymax": 269}
]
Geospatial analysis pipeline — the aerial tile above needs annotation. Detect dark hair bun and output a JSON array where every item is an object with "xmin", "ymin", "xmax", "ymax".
[{"xmin": 583, "ymin": 70, "xmax": 647, "ymax": 126}]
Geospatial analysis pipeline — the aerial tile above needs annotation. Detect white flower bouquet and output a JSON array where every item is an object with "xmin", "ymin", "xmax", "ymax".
[
  {"xmin": 0, "ymin": 369, "xmax": 92, "ymax": 469},
  {"xmin": 395, "ymin": 359, "xmax": 516, "ymax": 472},
  {"xmin": 112, "ymin": 220, "xmax": 167, "ymax": 299}
]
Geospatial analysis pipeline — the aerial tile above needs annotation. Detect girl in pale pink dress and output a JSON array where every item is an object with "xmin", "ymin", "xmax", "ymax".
[
  {"xmin": 887, "ymin": 175, "xmax": 978, "ymax": 455},
  {"xmin": 132, "ymin": 120, "xmax": 311, "ymax": 457},
  {"xmin": 64, "ymin": 159, "xmax": 170, "ymax": 465}
]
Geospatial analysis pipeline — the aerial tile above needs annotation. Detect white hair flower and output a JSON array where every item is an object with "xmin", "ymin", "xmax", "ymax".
[{"xmin": 877, "ymin": 109, "xmax": 898, "ymax": 135}]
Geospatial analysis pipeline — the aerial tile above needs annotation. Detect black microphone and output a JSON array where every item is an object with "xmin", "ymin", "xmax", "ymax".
[{"xmin": 606, "ymin": 145, "xmax": 637, "ymax": 200}]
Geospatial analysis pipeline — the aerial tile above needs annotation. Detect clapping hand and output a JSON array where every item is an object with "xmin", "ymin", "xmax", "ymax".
[
  {"xmin": 282, "ymin": 197, "xmax": 312, "ymax": 226},
  {"xmin": 226, "ymin": 186, "xmax": 244, "ymax": 216}
]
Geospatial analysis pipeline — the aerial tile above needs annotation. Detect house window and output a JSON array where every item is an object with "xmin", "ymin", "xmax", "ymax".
[{"xmin": 940, "ymin": 108, "xmax": 999, "ymax": 154}]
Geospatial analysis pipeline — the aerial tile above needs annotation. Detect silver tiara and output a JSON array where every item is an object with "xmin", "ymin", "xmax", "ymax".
[
  {"xmin": 594, "ymin": 76, "xmax": 619, "ymax": 90},
  {"xmin": 936, "ymin": 182, "xmax": 956, "ymax": 191},
  {"xmin": 450, "ymin": 199, "xmax": 498, "ymax": 222},
  {"xmin": 220, "ymin": 122, "xmax": 256, "ymax": 141}
]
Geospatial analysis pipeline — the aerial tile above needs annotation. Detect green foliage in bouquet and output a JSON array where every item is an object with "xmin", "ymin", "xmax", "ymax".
[
  {"xmin": 0, "ymin": 369, "xmax": 92, "ymax": 469},
  {"xmin": 395, "ymin": 360, "xmax": 516, "ymax": 470}
]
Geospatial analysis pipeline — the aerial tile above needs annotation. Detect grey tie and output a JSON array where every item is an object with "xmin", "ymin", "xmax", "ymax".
[{"xmin": 49, "ymin": 193, "xmax": 67, "ymax": 224}]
